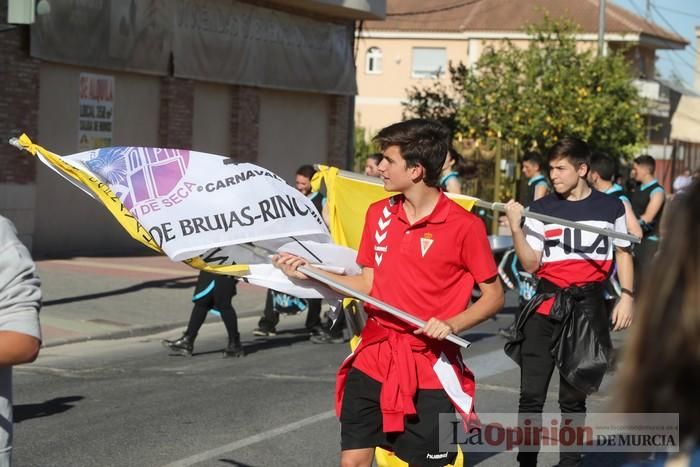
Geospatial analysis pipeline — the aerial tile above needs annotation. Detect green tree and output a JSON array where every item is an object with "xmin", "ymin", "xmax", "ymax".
[
  {"xmin": 403, "ymin": 17, "xmax": 646, "ymax": 158},
  {"xmin": 353, "ymin": 122, "xmax": 378, "ymax": 172}
]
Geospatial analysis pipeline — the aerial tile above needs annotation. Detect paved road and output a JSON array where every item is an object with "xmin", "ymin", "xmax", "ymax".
[
  {"xmin": 10, "ymin": 256, "xmax": 633, "ymax": 466},
  {"xmin": 13, "ymin": 320, "xmax": 631, "ymax": 466}
]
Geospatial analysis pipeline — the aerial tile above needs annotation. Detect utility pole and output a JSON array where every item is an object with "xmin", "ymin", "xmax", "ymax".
[
  {"xmin": 598, "ymin": 0, "xmax": 606, "ymax": 57},
  {"xmin": 646, "ymin": 0, "xmax": 651, "ymax": 19}
]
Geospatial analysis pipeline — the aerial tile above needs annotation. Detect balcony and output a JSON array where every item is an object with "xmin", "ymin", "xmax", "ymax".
[{"xmin": 633, "ymin": 78, "xmax": 670, "ymax": 118}]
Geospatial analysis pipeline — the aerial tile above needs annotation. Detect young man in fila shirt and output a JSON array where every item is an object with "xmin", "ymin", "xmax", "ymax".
[
  {"xmin": 274, "ymin": 119, "xmax": 504, "ymax": 467},
  {"xmin": 504, "ymin": 137, "xmax": 634, "ymax": 467}
]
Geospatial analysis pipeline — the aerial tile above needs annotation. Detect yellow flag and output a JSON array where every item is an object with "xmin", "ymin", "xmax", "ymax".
[{"xmin": 313, "ymin": 165, "xmax": 476, "ymax": 249}]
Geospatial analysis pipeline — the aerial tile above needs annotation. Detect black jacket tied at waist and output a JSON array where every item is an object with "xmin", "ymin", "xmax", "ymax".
[{"xmin": 504, "ymin": 278, "xmax": 612, "ymax": 395}]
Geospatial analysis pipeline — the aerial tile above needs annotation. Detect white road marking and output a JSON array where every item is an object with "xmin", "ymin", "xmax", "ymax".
[
  {"xmin": 161, "ymin": 410, "xmax": 336, "ymax": 467},
  {"xmin": 162, "ymin": 349, "xmax": 518, "ymax": 466}
]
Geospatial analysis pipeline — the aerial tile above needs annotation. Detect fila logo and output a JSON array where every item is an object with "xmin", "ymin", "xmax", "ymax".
[
  {"xmin": 543, "ymin": 227, "xmax": 609, "ymax": 256},
  {"xmin": 420, "ymin": 233, "xmax": 434, "ymax": 257},
  {"xmin": 374, "ymin": 204, "xmax": 392, "ymax": 266}
]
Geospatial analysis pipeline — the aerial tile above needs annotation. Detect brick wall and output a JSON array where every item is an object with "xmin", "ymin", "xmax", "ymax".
[
  {"xmin": 158, "ymin": 77, "xmax": 194, "ymax": 149},
  {"xmin": 230, "ymin": 85, "xmax": 260, "ymax": 162},
  {"xmin": 327, "ymin": 95, "xmax": 353, "ymax": 169},
  {"xmin": 0, "ymin": 20, "xmax": 40, "ymax": 184}
]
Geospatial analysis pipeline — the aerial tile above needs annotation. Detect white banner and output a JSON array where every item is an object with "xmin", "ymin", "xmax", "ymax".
[
  {"xmin": 14, "ymin": 135, "xmax": 363, "ymax": 301},
  {"xmin": 51, "ymin": 146, "xmax": 330, "ymax": 261}
]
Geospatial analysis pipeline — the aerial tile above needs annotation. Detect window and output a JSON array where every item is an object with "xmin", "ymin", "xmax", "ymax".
[
  {"xmin": 366, "ymin": 47, "xmax": 383, "ymax": 74},
  {"xmin": 411, "ymin": 47, "xmax": 447, "ymax": 78}
]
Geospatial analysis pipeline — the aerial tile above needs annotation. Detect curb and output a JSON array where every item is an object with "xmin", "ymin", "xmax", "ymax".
[
  {"xmin": 41, "ymin": 308, "xmax": 268, "ymax": 349},
  {"xmin": 41, "ymin": 320, "xmax": 191, "ymax": 348}
]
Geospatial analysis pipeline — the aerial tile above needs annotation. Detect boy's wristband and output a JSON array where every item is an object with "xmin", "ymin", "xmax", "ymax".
[{"xmin": 621, "ymin": 288, "xmax": 634, "ymax": 298}]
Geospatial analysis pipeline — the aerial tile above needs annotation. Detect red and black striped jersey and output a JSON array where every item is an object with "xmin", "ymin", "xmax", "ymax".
[{"xmin": 523, "ymin": 189, "xmax": 630, "ymax": 315}]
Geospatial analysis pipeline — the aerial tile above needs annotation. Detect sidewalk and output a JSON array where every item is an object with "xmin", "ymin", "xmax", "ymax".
[{"xmin": 36, "ymin": 255, "xmax": 270, "ymax": 347}]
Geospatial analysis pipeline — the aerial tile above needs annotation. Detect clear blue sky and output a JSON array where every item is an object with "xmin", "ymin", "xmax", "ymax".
[{"xmin": 612, "ymin": 0, "xmax": 699, "ymax": 89}]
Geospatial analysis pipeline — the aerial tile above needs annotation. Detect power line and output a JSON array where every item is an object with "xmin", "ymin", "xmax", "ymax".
[
  {"xmin": 651, "ymin": 4, "xmax": 697, "ymax": 54},
  {"xmin": 655, "ymin": 4, "xmax": 700, "ymax": 20},
  {"xmin": 664, "ymin": 52, "xmax": 690, "ymax": 82},
  {"xmin": 386, "ymin": 0, "xmax": 485, "ymax": 17},
  {"xmin": 617, "ymin": 1, "xmax": 699, "ymax": 83},
  {"xmin": 648, "ymin": 4, "xmax": 700, "ymax": 80},
  {"xmin": 624, "ymin": 0, "xmax": 647, "ymax": 21},
  {"xmin": 630, "ymin": 2, "xmax": 698, "ymax": 72}
]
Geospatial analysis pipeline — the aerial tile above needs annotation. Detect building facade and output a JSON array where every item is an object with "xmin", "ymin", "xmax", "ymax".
[
  {"xmin": 0, "ymin": 0, "xmax": 385, "ymax": 256},
  {"xmin": 355, "ymin": 0, "xmax": 687, "ymax": 141}
]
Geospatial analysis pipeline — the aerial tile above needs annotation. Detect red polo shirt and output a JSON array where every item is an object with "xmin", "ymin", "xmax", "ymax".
[{"xmin": 353, "ymin": 192, "xmax": 497, "ymax": 389}]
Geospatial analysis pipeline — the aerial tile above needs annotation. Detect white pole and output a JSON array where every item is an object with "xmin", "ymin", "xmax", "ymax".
[
  {"xmin": 598, "ymin": 0, "xmax": 607, "ymax": 57},
  {"xmin": 328, "ymin": 168, "xmax": 641, "ymax": 244},
  {"xmin": 297, "ymin": 265, "xmax": 472, "ymax": 349},
  {"xmin": 246, "ymin": 242, "xmax": 472, "ymax": 349}
]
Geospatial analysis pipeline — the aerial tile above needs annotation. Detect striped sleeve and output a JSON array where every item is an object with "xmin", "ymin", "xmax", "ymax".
[{"xmin": 522, "ymin": 216, "xmax": 545, "ymax": 252}]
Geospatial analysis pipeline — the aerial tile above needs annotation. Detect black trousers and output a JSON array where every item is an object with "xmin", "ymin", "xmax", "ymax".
[
  {"xmin": 257, "ymin": 289, "xmax": 322, "ymax": 331},
  {"xmin": 517, "ymin": 313, "xmax": 587, "ymax": 467},
  {"xmin": 633, "ymin": 236, "xmax": 659, "ymax": 287},
  {"xmin": 185, "ymin": 272, "xmax": 239, "ymax": 340}
]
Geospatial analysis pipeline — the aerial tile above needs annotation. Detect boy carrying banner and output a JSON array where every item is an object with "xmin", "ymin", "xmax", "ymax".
[
  {"xmin": 274, "ymin": 119, "xmax": 504, "ymax": 467},
  {"xmin": 503, "ymin": 137, "xmax": 634, "ymax": 467}
]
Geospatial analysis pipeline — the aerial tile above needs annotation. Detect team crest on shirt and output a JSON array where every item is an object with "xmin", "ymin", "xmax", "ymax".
[{"xmin": 420, "ymin": 233, "xmax": 434, "ymax": 257}]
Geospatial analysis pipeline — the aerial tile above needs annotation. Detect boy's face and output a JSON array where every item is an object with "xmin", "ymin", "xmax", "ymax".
[
  {"xmin": 364, "ymin": 158, "xmax": 380, "ymax": 177},
  {"xmin": 522, "ymin": 160, "xmax": 540, "ymax": 179},
  {"xmin": 295, "ymin": 174, "xmax": 312, "ymax": 195},
  {"xmin": 632, "ymin": 162, "xmax": 649, "ymax": 181},
  {"xmin": 586, "ymin": 169, "xmax": 600, "ymax": 187},
  {"xmin": 549, "ymin": 156, "xmax": 587, "ymax": 194},
  {"xmin": 378, "ymin": 145, "xmax": 422, "ymax": 192}
]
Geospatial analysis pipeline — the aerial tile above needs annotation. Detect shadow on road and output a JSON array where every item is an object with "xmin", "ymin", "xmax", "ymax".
[
  {"xmin": 14, "ymin": 396, "xmax": 84, "ymax": 423},
  {"xmin": 460, "ymin": 332, "xmax": 497, "ymax": 344},
  {"xmin": 237, "ymin": 333, "xmax": 315, "ymax": 357},
  {"xmin": 172, "ymin": 332, "xmax": 315, "ymax": 358},
  {"xmin": 218, "ymin": 459, "xmax": 258, "ymax": 467},
  {"xmin": 42, "ymin": 276, "xmax": 197, "ymax": 307}
]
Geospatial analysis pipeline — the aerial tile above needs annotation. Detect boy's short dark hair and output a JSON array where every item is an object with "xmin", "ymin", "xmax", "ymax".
[
  {"xmin": 296, "ymin": 164, "xmax": 316, "ymax": 179},
  {"xmin": 373, "ymin": 119, "xmax": 450, "ymax": 188},
  {"xmin": 633, "ymin": 155, "xmax": 656, "ymax": 174},
  {"xmin": 522, "ymin": 151, "xmax": 544, "ymax": 170},
  {"xmin": 589, "ymin": 152, "xmax": 617, "ymax": 182},
  {"xmin": 367, "ymin": 153, "xmax": 383, "ymax": 164},
  {"xmin": 547, "ymin": 136, "xmax": 591, "ymax": 172}
]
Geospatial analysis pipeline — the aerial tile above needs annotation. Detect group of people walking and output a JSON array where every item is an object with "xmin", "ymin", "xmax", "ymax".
[{"xmin": 159, "ymin": 116, "xmax": 695, "ymax": 467}]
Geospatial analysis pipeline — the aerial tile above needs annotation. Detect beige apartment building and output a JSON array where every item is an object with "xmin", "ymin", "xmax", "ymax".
[{"xmin": 355, "ymin": 0, "xmax": 687, "ymax": 136}]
